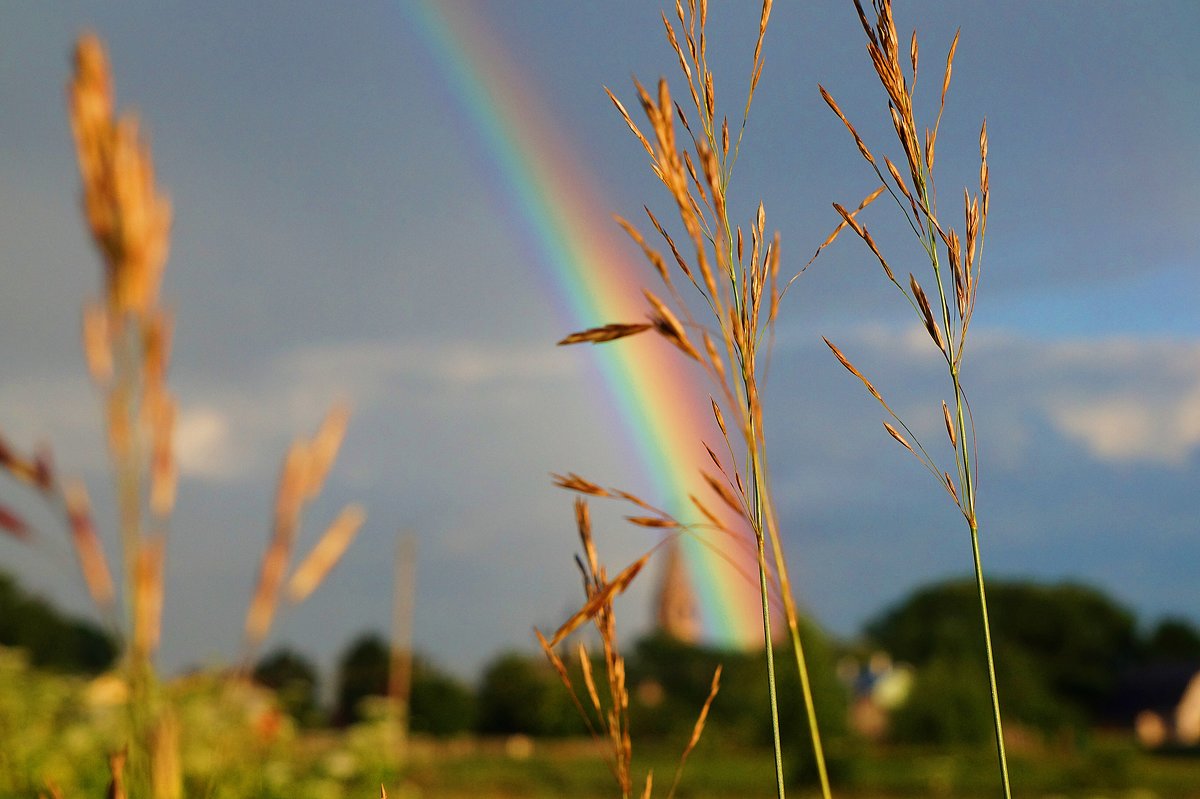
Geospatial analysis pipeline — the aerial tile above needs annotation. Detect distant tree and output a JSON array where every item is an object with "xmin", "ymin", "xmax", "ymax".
[
  {"xmin": 476, "ymin": 652, "xmax": 577, "ymax": 736},
  {"xmin": 334, "ymin": 632, "xmax": 389, "ymax": 725},
  {"xmin": 888, "ymin": 655, "xmax": 993, "ymax": 745},
  {"xmin": 629, "ymin": 624, "xmax": 848, "ymax": 785},
  {"xmin": 0, "ymin": 571, "xmax": 116, "ymax": 673},
  {"xmin": 334, "ymin": 632, "xmax": 478, "ymax": 734},
  {"xmin": 867, "ymin": 578, "xmax": 1137, "ymax": 732},
  {"xmin": 1142, "ymin": 617, "xmax": 1200, "ymax": 662},
  {"xmin": 410, "ymin": 657, "xmax": 476, "ymax": 736},
  {"xmin": 254, "ymin": 647, "xmax": 321, "ymax": 726}
]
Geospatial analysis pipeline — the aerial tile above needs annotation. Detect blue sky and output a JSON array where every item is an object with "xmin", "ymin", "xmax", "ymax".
[{"xmin": 0, "ymin": 1, "xmax": 1198, "ymax": 681}]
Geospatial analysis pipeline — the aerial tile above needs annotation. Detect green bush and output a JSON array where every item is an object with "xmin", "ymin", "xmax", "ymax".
[
  {"xmin": 410, "ymin": 658, "xmax": 476, "ymax": 736},
  {"xmin": 476, "ymin": 652, "xmax": 577, "ymax": 736},
  {"xmin": 868, "ymin": 578, "xmax": 1138, "ymax": 732},
  {"xmin": 254, "ymin": 647, "xmax": 322, "ymax": 727},
  {"xmin": 0, "ymin": 571, "xmax": 116, "ymax": 674},
  {"xmin": 887, "ymin": 656, "xmax": 993, "ymax": 746}
]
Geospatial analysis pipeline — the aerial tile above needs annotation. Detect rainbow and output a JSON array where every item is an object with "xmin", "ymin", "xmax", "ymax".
[{"xmin": 408, "ymin": 0, "xmax": 765, "ymax": 648}]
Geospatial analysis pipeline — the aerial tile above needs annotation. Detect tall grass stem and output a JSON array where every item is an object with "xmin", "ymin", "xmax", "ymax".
[{"xmin": 970, "ymin": 523, "xmax": 1012, "ymax": 798}]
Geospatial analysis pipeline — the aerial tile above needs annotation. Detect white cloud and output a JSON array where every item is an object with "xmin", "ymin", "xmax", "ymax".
[
  {"xmin": 175, "ymin": 406, "xmax": 239, "ymax": 479},
  {"xmin": 166, "ymin": 337, "xmax": 588, "ymax": 483},
  {"xmin": 1046, "ymin": 383, "xmax": 1200, "ymax": 466},
  {"xmin": 815, "ymin": 325, "xmax": 1200, "ymax": 468},
  {"xmin": 275, "ymin": 339, "xmax": 577, "ymax": 390}
]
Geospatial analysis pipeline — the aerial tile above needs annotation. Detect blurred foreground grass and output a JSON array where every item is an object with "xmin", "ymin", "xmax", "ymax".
[{"xmin": 2, "ymin": 646, "xmax": 1198, "ymax": 799}]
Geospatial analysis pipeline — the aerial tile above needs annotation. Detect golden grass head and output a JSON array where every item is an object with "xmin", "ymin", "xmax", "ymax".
[
  {"xmin": 133, "ymin": 533, "xmax": 166, "ymax": 657},
  {"xmin": 551, "ymin": 472, "xmax": 610, "ymax": 497},
  {"xmin": 558, "ymin": 323, "xmax": 652, "ymax": 347},
  {"xmin": 245, "ymin": 404, "xmax": 359, "ymax": 653},
  {"xmin": 0, "ymin": 504, "xmax": 31, "ymax": 542},
  {"xmin": 304, "ymin": 401, "xmax": 351, "ymax": 500},
  {"xmin": 82, "ymin": 301, "xmax": 113, "ymax": 382},
  {"xmin": 105, "ymin": 748, "xmax": 127, "ymax": 799},
  {"xmin": 69, "ymin": 33, "xmax": 172, "ymax": 319},
  {"xmin": 286, "ymin": 504, "xmax": 366, "ymax": 603},
  {"xmin": 63, "ymin": 478, "xmax": 116, "ymax": 610},
  {"xmin": 0, "ymin": 431, "xmax": 53, "ymax": 490}
]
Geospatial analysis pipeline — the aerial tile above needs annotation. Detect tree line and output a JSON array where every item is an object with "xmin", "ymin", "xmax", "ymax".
[{"xmin": 4, "ymin": 568, "xmax": 1198, "ymax": 749}]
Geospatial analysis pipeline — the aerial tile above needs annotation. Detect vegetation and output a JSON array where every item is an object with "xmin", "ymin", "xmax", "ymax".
[
  {"xmin": 1142, "ymin": 618, "xmax": 1200, "ymax": 663},
  {"xmin": 816, "ymin": 0, "xmax": 1009, "ymax": 793},
  {"xmin": 253, "ymin": 648, "xmax": 321, "ymax": 728},
  {"xmin": 553, "ymin": 0, "xmax": 837, "ymax": 794},
  {"xmin": 869, "ymin": 579, "xmax": 1138, "ymax": 733},
  {"xmin": 0, "ymin": 557, "xmax": 1198, "ymax": 795},
  {"xmin": 478, "ymin": 652, "xmax": 579, "ymax": 738},
  {"xmin": 408, "ymin": 657, "xmax": 477, "ymax": 737},
  {"xmin": 1, "ymin": 33, "xmax": 365, "ymax": 797},
  {"xmin": 332, "ymin": 632, "xmax": 476, "ymax": 736},
  {"xmin": 0, "ymin": 571, "xmax": 116, "ymax": 674}
]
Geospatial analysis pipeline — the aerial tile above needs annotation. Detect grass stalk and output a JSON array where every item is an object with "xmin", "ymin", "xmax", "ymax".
[
  {"xmin": 764, "ymin": 503, "xmax": 832, "ymax": 799},
  {"xmin": 558, "ymin": 4, "xmax": 841, "ymax": 795},
  {"xmin": 751, "ymin": 475, "xmax": 787, "ymax": 799},
  {"xmin": 818, "ymin": 0, "xmax": 1009, "ymax": 794},
  {"xmin": 63, "ymin": 32, "xmax": 365, "ymax": 794},
  {"xmin": 971, "ymin": 521, "xmax": 1012, "ymax": 798}
]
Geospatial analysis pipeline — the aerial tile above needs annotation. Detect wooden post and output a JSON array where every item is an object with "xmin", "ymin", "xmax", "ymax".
[{"xmin": 388, "ymin": 532, "xmax": 416, "ymax": 761}]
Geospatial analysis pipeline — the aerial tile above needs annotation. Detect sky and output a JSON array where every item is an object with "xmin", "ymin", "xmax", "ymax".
[{"xmin": 0, "ymin": 1, "xmax": 1198, "ymax": 683}]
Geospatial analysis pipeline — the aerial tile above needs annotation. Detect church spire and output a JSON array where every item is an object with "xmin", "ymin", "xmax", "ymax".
[{"xmin": 655, "ymin": 537, "xmax": 702, "ymax": 643}]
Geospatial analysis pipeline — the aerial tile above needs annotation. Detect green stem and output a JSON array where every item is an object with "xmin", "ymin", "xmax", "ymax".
[
  {"xmin": 970, "ymin": 520, "xmax": 1012, "ymax": 799},
  {"xmin": 785, "ymin": 609, "xmax": 832, "ymax": 799},
  {"xmin": 746, "ymin": 394, "xmax": 786, "ymax": 799},
  {"xmin": 755, "ymin": 523, "xmax": 787, "ymax": 799},
  {"xmin": 762, "ymin": 499, "xmax": 833, "ymax": 799}
]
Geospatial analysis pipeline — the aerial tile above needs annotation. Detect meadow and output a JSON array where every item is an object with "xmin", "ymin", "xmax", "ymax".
[{"xmin": 1, "ymin": 1, "xmax": 1199, "ymax": 798}]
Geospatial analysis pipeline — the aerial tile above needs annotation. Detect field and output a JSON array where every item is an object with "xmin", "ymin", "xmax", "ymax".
[{"xmin": 2, "ymin": 640, "xmax": 1198, "ymax": 798}]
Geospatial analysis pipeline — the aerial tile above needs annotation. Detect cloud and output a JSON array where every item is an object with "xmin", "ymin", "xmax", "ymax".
[
  {"xmin": 1049, "ymin": 396, "xmax": 1191, "ymax": 464},
  {"xmin": 269, "ymin": 338, "xmax": 577, "ymax": 396},
  {"xmin": 168, "ymin": 336, "xmax": 587, "ymax": 482},
  {"xmin": 1040, "ymin": 349, "xmax": 1200, "ymax": 466},
  {"xmin": 175, "ymin": 406, "xmax": 238, "ymax": 479},
  {"xmin": 790, "ymin": 325, "xmax": 1200, "ymax": 469}
]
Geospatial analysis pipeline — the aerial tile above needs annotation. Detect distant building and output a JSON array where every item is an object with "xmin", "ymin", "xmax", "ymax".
[
  {"xmin": 1112, "ymin": 662, "xmax": 1200, "ymax": 749},
  {"xmin": 837, "ymin": 651, "xmax": 914, "ymax": 741},
  {"xmin": 654, "ymin": 537, "xmax": 702, "ymax": 644}
]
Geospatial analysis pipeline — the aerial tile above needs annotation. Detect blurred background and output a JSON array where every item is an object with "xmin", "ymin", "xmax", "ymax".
[{"xmin": 0, "ymin": 0, "xmax": 1197, "ymax": 712}]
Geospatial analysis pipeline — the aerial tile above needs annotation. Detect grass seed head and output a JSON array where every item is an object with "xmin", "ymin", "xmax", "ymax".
[
  {"xmin": 558, "ymin": 323, "xmax": 653, "ymax": 346},
  {"xmin": 552, "ymin": 472, "xmax": 610, "ymax": 497},
  {"xmin": 0, "ymin": 504, "xmax": 31, "ymax": 542},
  {"xmin": 942, "ymin": 400, "xmax": 957, "ymax": 449},
  {"xmin": 286, "ymin": 504, "xmax": 366, "ymax": 603},
  {"xmin": 823, "ymin": 337, "xmax": 884, "ymax": 403},
  {"xmin": 70, "ymin": 34, "xmax": 171, "ymax": 318},
  {"xmin": 909, "ymin": 273, "xmax": 947, "ymax": 355},
  {"xmin": 133, "ymin": 533, "xmax": 165, "ymax": 657},
  {"xmin": 304, "ymin": 402, "xmax": 350, "ymax": 500},
  {"xmin": 148, "ymin": 393, "xmax": 176, "ymax": 517},
  {"xmin": 703, "ymin": 470, "xmax": 744, "ymax": 516},
  {"xmin": 64, "ymin": 479, "xmax": 115, "ymax": 609},
  {"xmin": 883, "ymin": 421, "xmax": 914, "ymax": 454},
  {"xmin": 82, "ymin": 301, "xmax": 113, "ymax": 382},
  {"xmin": 625, "ymin": 515, "xmax": 678, "ymax": 529},
  {"xmin": 644, "ymin": 288, "xmax": 700, "ymax": 360}
]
